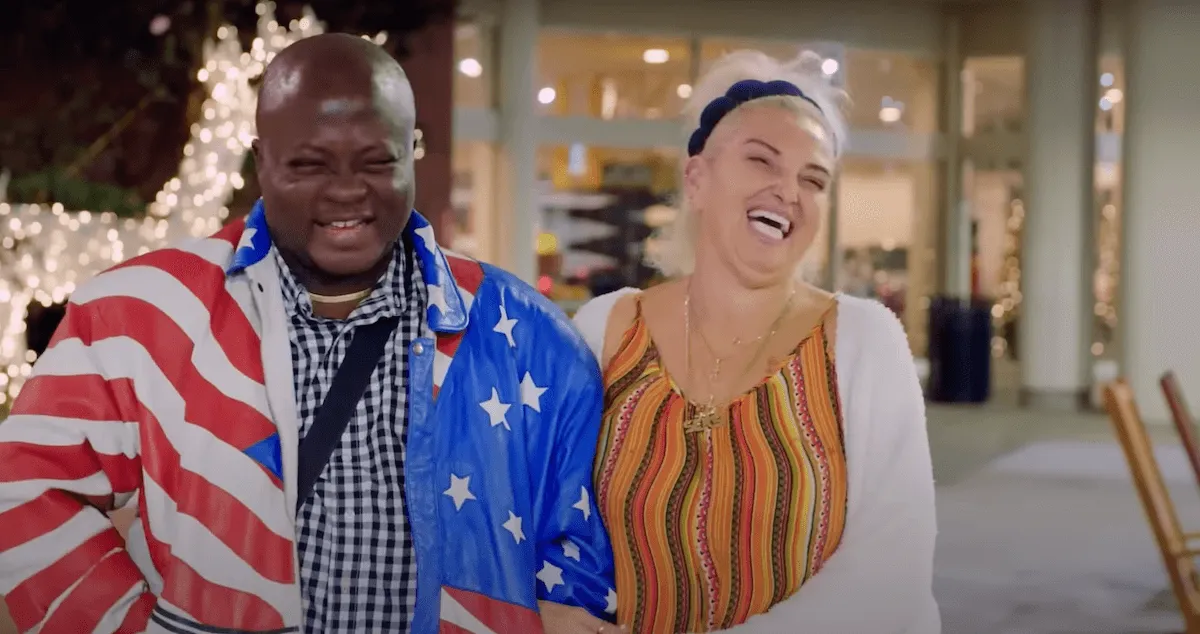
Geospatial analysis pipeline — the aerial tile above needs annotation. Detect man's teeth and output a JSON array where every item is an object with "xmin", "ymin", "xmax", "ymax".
[{"xmin": 329, "ymin": 219, "xmax": 363, "ymax": 228}]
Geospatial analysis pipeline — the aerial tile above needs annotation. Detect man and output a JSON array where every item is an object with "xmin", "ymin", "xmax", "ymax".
[{"xmin": 0, "ymin": 34, "xmax": 616, "ymax": 634}]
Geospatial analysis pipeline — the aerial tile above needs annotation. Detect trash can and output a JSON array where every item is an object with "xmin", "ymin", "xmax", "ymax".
[{"xmin": 926, "ymin": 295, "xmax": 992, "ymax": 403}]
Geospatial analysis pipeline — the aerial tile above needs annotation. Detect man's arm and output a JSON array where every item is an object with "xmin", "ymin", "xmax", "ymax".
[
  {"xmin": 526, "ymin": 325, "xmax": 617, "ymax": 621},
  {"xmin": 0, "ymin": 302, "xmax": 154, "ymax": 633}
]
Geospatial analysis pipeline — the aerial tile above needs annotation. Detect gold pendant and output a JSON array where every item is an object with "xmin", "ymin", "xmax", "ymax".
[{"xmin": 684, "ymin": 404, "xmax": 722, "ymax": 434}]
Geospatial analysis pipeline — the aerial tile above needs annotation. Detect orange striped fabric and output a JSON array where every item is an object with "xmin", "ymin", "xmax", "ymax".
[{"xmin": 594, "ymin": 301, "xmax": 848, "ymax": 633}]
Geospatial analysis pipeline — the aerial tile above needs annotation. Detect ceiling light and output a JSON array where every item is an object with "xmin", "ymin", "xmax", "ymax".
[
  {"xmin": 458, "ymin": 58, "xmax": 483, "ymax": 78},
  {"xmin": 537, "ymin": 87, "xmax": 557, "ymax": 105},
  {"xmin": 1104, "ymin": 88, "xmax": 1123, "ymax": 104},
  {"xmin": 1098, "ymin": 97, "xmax": 1113, "ymax": 111},
  {"xmin": 879, "ymin": 106, "xmax": 902, "ymax": 123},
  {"xmin": 1100, "ymin": 72, "xmax": 1114, "ymax": 87},
  {"xmin": 821, "ymin": 58, "xmax": 839, "ymax": 76},
  {"xmin": 676, "ymin": 83, "xmax": 692, "ymax": 99},
  {"xmin": 643, "ymin": 48, "xmax": 669, "ymax": 64}
]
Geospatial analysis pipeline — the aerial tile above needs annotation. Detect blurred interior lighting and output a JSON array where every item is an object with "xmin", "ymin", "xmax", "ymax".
[
  {"xmin": 820, "ymin": 58, "xmax": 839, "ymax": 76},
  {"xmin": 600, "ymin": 79, "xmax": 618, "ymax": 119},
  {"xmin": 878, "ymin": 96, "xmax": 904, "ymax": 123},
  {"xmin": 458, "ymin": 58, "xmax": 483, "ymax": 77},
  {"xmin": 537, "ymin": 87, "xmax": 557, "ymax": 105},
  {"xmin": 149, "ymin": 15, "xmax": 171, "ymax": 36},
  {"xmin": 676, "ymin": 84, "xmax": 692, "ymax": 99},
  {"xmin": 643, "ymin": 48, "xmax": 669, "ymax": 64}
]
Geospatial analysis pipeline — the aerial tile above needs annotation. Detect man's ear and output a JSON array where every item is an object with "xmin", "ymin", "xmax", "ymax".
[{"xmin": 250, "ymin": 138, "xmax": 262, "ymax": 164}]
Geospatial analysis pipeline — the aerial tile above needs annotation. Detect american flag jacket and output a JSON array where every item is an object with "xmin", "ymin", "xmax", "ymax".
[{"xmin": 0, "ymin": 202, "xmax": 617, "ymax": 633}]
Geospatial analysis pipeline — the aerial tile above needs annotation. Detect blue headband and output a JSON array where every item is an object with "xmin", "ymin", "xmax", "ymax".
[{"xmin": 686, "ymin": 79, "xmax": 825, "ymax": 157}]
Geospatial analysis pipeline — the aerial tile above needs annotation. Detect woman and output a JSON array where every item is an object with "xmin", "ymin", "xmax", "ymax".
[{"xmin": 573, "ymin": 50, "xmax": 939, "ymax": 634}]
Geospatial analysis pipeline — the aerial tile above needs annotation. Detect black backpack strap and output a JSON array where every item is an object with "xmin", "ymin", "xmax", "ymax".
[{"xmin": 295, "ymin": 315, "xmax": 400, "ymax": 511}]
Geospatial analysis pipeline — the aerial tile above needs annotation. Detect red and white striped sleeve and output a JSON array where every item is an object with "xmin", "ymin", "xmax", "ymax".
[{"xmin": 0, "ymin": 300, "xmax": 155, "ymax": 634}]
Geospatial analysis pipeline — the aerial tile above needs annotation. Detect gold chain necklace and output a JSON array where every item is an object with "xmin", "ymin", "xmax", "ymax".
[
  {"xmin": 683, "ymin": 282, "xmax": 796, "ymax": 434},
  {"xmin": 309, "ymin": 288, "xmax": 373, "ymax": 304}
]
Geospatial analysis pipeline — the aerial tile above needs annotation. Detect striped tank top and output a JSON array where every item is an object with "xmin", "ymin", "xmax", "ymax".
[{"xmin": 593, "ymin": 298, "xmax": 849, "ymax": 633}]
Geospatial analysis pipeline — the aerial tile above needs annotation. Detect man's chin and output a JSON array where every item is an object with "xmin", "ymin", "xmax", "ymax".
[{"xmin": 309, "ymin": 245, "xmax": 393, "ymax": 281}]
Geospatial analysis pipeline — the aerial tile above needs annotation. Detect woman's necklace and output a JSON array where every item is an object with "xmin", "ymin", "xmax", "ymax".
[
  {"xmin": 309, "ymin": 288, "xmax": 373, "ymax": 304},
  {"xmin": 682, "ymin": 282, "xmax": 796, "ymax": 434}
]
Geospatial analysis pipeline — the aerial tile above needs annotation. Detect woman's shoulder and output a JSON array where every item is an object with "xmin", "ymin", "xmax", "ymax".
[
  {"xmin": 572, "ymin": 287, "xmax": 642, "ymax": 360},
  {"xmin": 834, "ymin": 294, "xmax": 910, "ymax": 343},
  {"xmin": 833, "ymin": 294, "xmax": 915, "ymax": 370}
]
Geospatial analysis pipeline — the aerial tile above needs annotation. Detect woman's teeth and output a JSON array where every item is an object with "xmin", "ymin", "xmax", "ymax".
[{"xmin": 748, "ymin": 210, "xmax": 791, "ymax": 240}]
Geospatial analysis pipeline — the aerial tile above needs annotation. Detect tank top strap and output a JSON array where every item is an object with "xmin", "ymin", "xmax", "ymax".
[{"xmin": 604, "ymin": 293, "xmax": 654, "ymax": 382}]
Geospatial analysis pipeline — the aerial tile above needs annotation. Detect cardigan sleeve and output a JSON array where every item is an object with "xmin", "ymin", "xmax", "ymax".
[
  {"xmin": 721, "ymin": 298, "xmax": 941, "ymax": 634},
  {"xmin": 571, "ymin": 288, "xmax": 641, "ymax": 362}
]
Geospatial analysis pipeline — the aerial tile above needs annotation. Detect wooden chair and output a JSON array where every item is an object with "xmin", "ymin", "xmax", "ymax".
[
  {"xmin": 1162, "ymin": 371, "xmax": 1200, "ymax": 489},
  {"xmin": 1103, "ymin": 379, "xmax": 1200, "ymax": 632}
]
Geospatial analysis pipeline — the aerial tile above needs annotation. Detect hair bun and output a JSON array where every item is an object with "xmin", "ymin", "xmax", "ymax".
[{"xmin": 788, "ymin": 50, "xmax": 827, "ymax": 78}]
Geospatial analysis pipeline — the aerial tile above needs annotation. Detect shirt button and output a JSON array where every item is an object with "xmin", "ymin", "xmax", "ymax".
[{"xmin": 413, "ymin": 342, "xmax": 425, "ymax": 355}]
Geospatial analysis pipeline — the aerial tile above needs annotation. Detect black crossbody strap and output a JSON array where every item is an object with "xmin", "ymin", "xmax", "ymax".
[{"xmin": 295, "ymin": 315, "xmax": 400, "ymax": 511}]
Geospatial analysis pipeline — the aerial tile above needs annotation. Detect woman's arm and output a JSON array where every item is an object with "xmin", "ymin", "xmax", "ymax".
[{"xmin": 721, "ymin": 300, "xmax": 940, "ymax": 634}]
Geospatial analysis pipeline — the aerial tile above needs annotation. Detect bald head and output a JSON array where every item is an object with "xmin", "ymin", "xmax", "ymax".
[
  {"xmin": 257, "ymin": 33, "xmax": 415, "ymax": 136},
  {"xmin": 252, "ymin": 33, "xmax": 420, "ymax": 291}
]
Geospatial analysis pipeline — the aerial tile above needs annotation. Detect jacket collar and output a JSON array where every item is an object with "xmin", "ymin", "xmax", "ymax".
[{"xmin": 225, "ymin": 199, "xmax": 470, "ymax": 333}]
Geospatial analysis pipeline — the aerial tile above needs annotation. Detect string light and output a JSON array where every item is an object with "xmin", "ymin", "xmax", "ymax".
[
  {"xmin": 991, "ymin": 196, "xmax": 1024, "ymax": 357},
  {"xmin": 0, "ymin": 2, "xmax": 325, "ymax": 409},
  {"xmin": 1092, "ymin": 198, "xmax": 1120, "ymax": 357}
]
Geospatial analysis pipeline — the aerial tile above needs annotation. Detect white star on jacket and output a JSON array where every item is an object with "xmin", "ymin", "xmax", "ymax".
[
  {"xmin": 493, "ymin": 298, "xmax": 518, "ymax": 348},
  {"xmin": 503, "ymin": 511, "xmax": 525, "ymax": 544},
  {"xmin": 479, "ymin": 388, "xmax": 512, "ymax": 431},
  {"xmin": 444, "ymin": 474, "xmax": 476, "ymax": 511},
  {"xmin": 520, "ymin": 373, "xmax": 547, "ymax": 412},
  {"xmin": 572, "ymin": 486, "xmax": 592, "ymax": 521},
  {"xmin": 537, "ymin": 561, "xmax": 564, "ymax": 594}
]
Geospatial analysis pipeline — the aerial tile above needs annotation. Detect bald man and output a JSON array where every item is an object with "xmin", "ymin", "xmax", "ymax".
[{"xmin": 0, "ymin": 33, "xmax": 617, "ymax": 634}]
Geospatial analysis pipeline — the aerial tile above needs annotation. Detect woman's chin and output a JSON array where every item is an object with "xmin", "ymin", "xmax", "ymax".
[{"xmin": 729, "ymin": 249, "xmax": 802, "ymax": 287}]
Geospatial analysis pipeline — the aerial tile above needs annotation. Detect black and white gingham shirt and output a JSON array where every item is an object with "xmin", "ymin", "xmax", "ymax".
[{"xmin": 276, "ymin": 239, "xmax": 426, "ymax": 633}]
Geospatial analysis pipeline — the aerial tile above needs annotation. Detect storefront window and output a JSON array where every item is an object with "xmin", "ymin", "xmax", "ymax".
[
  {"xmin": 534, "ymin": 144, "xmax": 680, "ymax": 301},
  {"xmin": 450, "ymin": 141, "xmax": 497, "ymax": 261},
  {"xmin": 454, "ymin": 21, "xmax": 493, "ymax": 109},
  {"xmin": 834, "ymin": 159, "xmax": 939, "ymax": 353},
  {"xmin": 962, "ymin": 56, "xmax": 1024, "ymax": 136},
  {"xmin": 843, "ymin": 50, "xmax": 939, "ymax": 134},
  {"xmin": 537, "ymin": 31, "xmax": 692, "ymax": 119}
]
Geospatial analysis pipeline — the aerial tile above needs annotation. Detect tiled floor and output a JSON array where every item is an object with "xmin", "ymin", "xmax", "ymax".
[{"xmin": 929, "ymin": 399, "xmax": 1192, "ymax": 634}]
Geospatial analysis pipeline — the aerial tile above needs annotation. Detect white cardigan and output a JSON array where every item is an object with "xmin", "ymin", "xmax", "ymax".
[{"xmin": 573, "ymin": 289, "xmax": 941, "ymax": 634}]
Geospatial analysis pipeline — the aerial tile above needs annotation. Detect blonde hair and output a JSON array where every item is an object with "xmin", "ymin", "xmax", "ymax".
[{"xmin": 646, "ymin": 50, "xmax": 849, "ymax": 279}]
